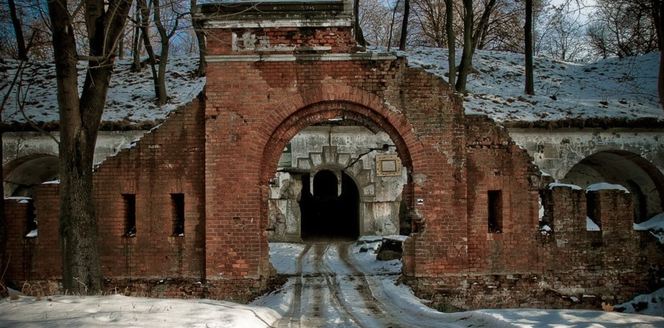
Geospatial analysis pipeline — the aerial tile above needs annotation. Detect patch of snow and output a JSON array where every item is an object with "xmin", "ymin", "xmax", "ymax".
[
  {"xmin": 634, "ymin": 212, "xmax": 664, "ymax": 231},
  {"xmin": 586, "ymin": 217, "xmax": 601, "ymax": 231},
  {"xmin": 548, "ymin": 182, "xmax": 582, "ymax": 190},
  {"xmin": 388, "ymin": 47, "xmax": 664, "ymax": 123},
  {"xmin": 269, "ymin": 242, "xmax": 306, "ymax": 275},
  {"xmin": 357, "ymin": 235, "xmax": 384, "ymax": 244},
  {"xmin": 25, "ymin": 229, "xmax": 38, "ymax": 238},
  {"xmin": 615, "ymin": 287, "xmax": 664, "ymax": 316},
  {"xmin": 0, "ymin": 294, "xmax": 278, "ymax": 328},
  {"xmin": 586, "ymin": 182, "xmax": 630, "ymax": 193},
  {"xmin": 384, "ymin": 234, "xmax": 408, "ymax": 242},
  {"xmin": 1, "ymin": 56, "xmax": 205, "ymax": 126}
]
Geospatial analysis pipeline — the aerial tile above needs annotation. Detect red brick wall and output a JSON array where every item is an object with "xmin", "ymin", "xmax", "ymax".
[
  {"xmin": 93, "ymin": 97, "xmax": 206, "ymax": 280},
  {"xmin": 4, "ymin": 97, "xmax": 208, "ymax": 296},
  {"xmin": 408, "ymin": 187, "xmax": 664, "ymax": 310},
  {"xmin": 4, "ymin": 184, "xmax": 60, "ymax": 283},
  {"xmin": 3, "ymin": 20, "xmax": 662, "ymax": 307}
]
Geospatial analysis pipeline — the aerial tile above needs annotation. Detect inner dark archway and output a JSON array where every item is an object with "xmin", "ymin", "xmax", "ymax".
[{"xmin": 300, "ymin": 170, "xmax": 360, "ymax": 241}]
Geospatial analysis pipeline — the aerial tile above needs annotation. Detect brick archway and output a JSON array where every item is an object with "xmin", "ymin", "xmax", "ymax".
[
  {"xmin": 259, "ymin": 100, "xmax": 419, "ymax": 185},
  {"xmin": 257, "ymin": 86, "xmax": 426, "ymax": 186}
]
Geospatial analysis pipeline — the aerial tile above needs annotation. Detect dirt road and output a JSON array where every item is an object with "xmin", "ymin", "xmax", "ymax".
[{"xmin": 270, "ymin": 242, "xmax": 477, "ymax": 328}]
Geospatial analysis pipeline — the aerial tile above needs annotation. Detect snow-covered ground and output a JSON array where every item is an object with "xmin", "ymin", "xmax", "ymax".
[
  {"xmin": 398, "ymin": 47, "xmax": 663, "ymax": 123},
  {"xmin": 0, "ymin": 57, "xmax": 205, "ymax": 125},
  {"xmin": 2, "ymin": 49, "xmax": 662, "ymax": 127},
  {"xmin": 3, "ymin": 240, "xmax": 664, "ymax": 327}
]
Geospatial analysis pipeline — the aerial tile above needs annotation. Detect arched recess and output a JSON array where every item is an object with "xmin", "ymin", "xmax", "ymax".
[
  {"xmin": 561, "ymin": 150, "xmax": 664, "ymax": 223},
  {"xmin": 3, "ymin": 154, "xmax": 59, "ymax": 197},
  {"xmin": 259, "ymin": 99, "xmax": 422, "ymax": 235},
  {"xmin": 300, "ymin": 169, "xmax": 360, "ymax": 240}
]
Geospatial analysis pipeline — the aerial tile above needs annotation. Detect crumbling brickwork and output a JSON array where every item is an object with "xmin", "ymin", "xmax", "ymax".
[{"xmin": 3, "ymin": 0, "xmax": 662, "ymax": 308}]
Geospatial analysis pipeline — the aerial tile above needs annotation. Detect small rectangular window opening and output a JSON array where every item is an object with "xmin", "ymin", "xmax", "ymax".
[
  {"xmin": 123, "ymin": 194, "xmax": 136, "ymax": 237},
  {"xmin": 488, "ymin": 190, "xmax": 503, "ymax": 233},
  {"xmin": 172, "ymin": 194, "xmax": 185, "ymax": 236},
  {"xmin": 25, "ymin": 201, "xmax": 38, "ymax": 238}
]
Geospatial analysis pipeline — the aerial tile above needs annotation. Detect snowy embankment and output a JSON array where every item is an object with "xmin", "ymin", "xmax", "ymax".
[
  {"xmin": 635, "ymin": 212, "xmax": 664, "ymax": 244},
  {"xmin": 0, "ymin": 57, "xmax": 205, "ymax": 126},
  {"xmin": 3, "ymin": 240, "xmax": 664, "ymax": 327},
  {"xmin": 396, "ymin": 47, "xmax": 663, "ymax": 123},
  {"xmin": 2, "ymin": 49, "xmax": 662, "ymax": 129}
]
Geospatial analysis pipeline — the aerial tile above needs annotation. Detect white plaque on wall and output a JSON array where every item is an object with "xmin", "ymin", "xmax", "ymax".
[{"xmin": 376, "ymin": 154, "xmax": 402, "ymax": 177}]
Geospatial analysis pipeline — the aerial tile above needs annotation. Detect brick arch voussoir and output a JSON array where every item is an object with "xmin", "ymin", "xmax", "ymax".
[
  {"xmin": 256, "ymin": 86, "xmax": 393, "ymax": 145},
  {"xmin": 259, "ymin": 100, "xmax": 422, "ymax": 185}
]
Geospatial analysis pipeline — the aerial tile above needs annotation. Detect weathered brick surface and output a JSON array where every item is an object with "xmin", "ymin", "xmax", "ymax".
[{"xmin": 3, "ymin": 13, "xmax": 662, "ymax": 308}]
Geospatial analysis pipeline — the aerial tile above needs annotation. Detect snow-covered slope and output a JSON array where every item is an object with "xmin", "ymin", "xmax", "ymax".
[
  {"xmin": 0, "ymin": 57, "xmax": 205, "ymax": 126},
  {"xmin": 1, "ymin": 49, "xmax": 662, "ymax": 128},
  {"xmin": 399, "ymin": 48, "xmax": 663, "ymax": 123}
]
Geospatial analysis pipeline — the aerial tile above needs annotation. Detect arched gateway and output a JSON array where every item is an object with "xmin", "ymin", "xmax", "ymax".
[{"xmin": 3, "ymin": 0, "xmax": 662, "ymax": 310}]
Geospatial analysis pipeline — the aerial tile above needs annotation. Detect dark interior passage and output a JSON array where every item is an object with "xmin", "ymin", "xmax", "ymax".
[{"xmin": 300, "ymin": 170, "xmax": 360, "ymax": 241}]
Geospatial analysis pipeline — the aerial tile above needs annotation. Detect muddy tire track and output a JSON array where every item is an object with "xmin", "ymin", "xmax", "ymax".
[{"xmin": 274, "ymin": 244, "xmax": 311, "ymax": 328}]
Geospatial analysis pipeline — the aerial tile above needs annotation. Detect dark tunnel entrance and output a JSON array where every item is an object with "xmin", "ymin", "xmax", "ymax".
[{"xmin": 300, "ymin": 170, "xmax": 360, "ymax": 241}]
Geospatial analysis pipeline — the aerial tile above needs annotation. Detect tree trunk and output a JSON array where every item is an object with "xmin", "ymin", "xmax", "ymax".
[
  {"xmin": 153, "ymin": 0, "xmax": 170, "ymax": 106},
  {"xmin": 525, "ymin": 0, "xmax": 535, "ymax": 95},
  {"xmin": 652, "ymin": 0, "xmax": 664, "ymax": 112},
  {"xmin": 472, "ymin": 0, "xmax": 497, "ymax": 51},
  {"xmin": 387, "ymin": 0, "xmax": 401, "ymax": 50},
  {"xmin": 191, "ymin": 0, "xmax": 207, "ymax": 77},
  {"xmin": 353, "ymin": 0, "xmax": 367, "ymax": 46},
  {"xmin": 49, "ymin": 0, "xmax": 131, "ymax": 295},
  {"xmin": 399, "ymin": 0, "xmax": 410, "ymax": 50},
  {"xmin": 131, "ymin": 5, "xmax": 142, "ymax": 72},
  {"xmin": 445, "ymin": 0, "xmax": 456, "ymax": 87},
  {"xmin": 137, "ymin": 0, "xmax": 161, "ymax": 102},
  {"xmin": 0, "ymin": 105, "xmax": 5, "ymax": 295},
  {"xmin": 456, "ymin": 0, "xmax": 473, "ymax": 92},
  {"xmin": 8, "ymin": 0, "xmax": 28, "ymax": 60}
]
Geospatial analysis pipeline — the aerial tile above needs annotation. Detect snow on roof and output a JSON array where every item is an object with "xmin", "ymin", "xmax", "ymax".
[
  {"xmin": 2, "ymin": 49, "xmax": 662, "ymax": 129},
  {"xmin": 1, "ymin": 56, "xmax": 205, "ymax": 127},
  {"xmin": 548, "ymin": 182, "xmax": 582, "ymax": 190},
  {"xmin": 396, "ymin": 47, "xmax": 664, "ymax": 123},
  {"xmin": 586, "ymin": 182, "xmax": 630, "ymax": 193},
  {"xmin": 634, "ymin": 212, "xmax": 664, "ymax": 232}
]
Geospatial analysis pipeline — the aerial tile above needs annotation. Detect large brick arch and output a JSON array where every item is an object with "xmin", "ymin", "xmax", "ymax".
[
  {"xmin": 256, "ymin": 86, "xmax": 425, "ymax": 186},
  {"xmin": 259, "ymin": 100, "xmax": 422, "ymax": 185}
]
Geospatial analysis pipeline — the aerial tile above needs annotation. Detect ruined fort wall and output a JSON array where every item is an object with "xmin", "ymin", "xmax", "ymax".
[{"xmin": 3, "ymin": 98, "xmax": 207, "ymax": 298}]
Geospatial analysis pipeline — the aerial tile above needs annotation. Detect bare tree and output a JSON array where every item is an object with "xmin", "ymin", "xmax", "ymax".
[
  {"xmin": 456, "ymin": 0, "xmax": 473, "ymax": 92},
  {"xmin": 588, "ymin": 0, "xmax": 658, "ymax": 58},
  {"xmin": 48, "ymin": 0, "xmax": 132, "ymax": 295},
  {"xmin": 537, "ymin": 5, "xmax": 587, "ymax": 61},
  {"xmin": 525, "ymin": 0, "xmax": 534, "ymax": 95},
  {"xmin": 654, "ymin": 0, "xmax": 664, "ymax": 112},
  {"xmin": 190, "ymin": 0, "xmax": 207, "ymax": 76},
  {"xmin": 8, "ymin": 0, "xmax": 27, "ymax": 60},
  {"xmin": 399, "ymin": 0, "xmax": 411, "ymax": 50},
  {"xmin": 445, "ymin": 0, "xmax": 457, "ymax": 87},
  {"xmin": 138, "ymin": 0, "xmax": 186, "ymax": 106}
]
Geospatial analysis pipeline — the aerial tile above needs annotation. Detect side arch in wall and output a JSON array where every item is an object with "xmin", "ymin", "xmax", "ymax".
[
  {"xmin": 561, "ymin": 150, "xmax": 664, "ymax": 223},
  {"xmin": 3, "ymin": 154, "xmax": 59, "ymax": 197}
]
